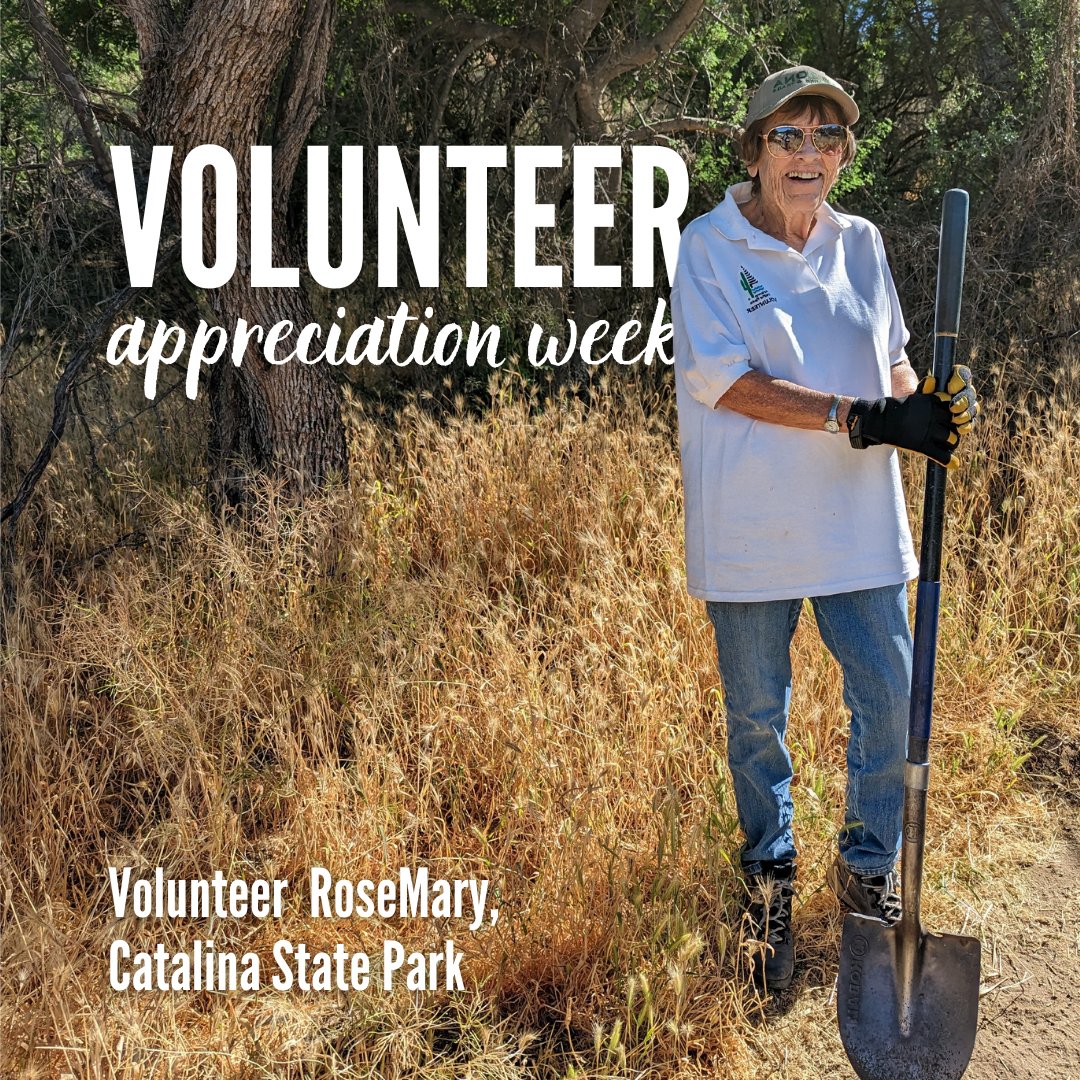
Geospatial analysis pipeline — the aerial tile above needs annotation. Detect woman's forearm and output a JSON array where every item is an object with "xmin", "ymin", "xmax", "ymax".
[
  {"xmin": 717, "ymin": 360, "xmax": 921, "ymax": 431},
  {"xmin": 890, "ymin": 359, "xmax": 919, "ymax": 396},
  {"xmin": 717, "ymin": 371, "xmax": 856, "ymax": 430}
]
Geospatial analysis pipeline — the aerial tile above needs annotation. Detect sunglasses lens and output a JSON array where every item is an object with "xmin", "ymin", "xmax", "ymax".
[
  {"xmin": 766, "ymin": 126, "xmax": 805, "ymax": 154},
  {"xmin": 811, "ymin": 125, "xmax": 848, "ymax": 153}
]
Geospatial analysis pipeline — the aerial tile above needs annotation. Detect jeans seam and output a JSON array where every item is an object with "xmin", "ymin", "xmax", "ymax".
[
  {"xmin": 813, "ymin": 601, "xmax": 864, "ymax": 832},
  {"xmin": 708, "ymin": 599, "xmax": 800, "ymax": 868}
]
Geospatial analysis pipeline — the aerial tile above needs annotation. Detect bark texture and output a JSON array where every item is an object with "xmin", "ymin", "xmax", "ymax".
[{"xmin": 125, "ymin": 0, "xmax": 347, "ymax": 507}]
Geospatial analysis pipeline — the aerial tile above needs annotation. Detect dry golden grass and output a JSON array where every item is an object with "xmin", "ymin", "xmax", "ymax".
[{"xmin": 1, "ymin": 360, "xmax": 1077, "ymax": 1078}]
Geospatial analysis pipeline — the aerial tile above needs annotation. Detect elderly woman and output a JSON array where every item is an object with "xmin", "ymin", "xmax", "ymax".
[{"xmin": 671, "ymin": 65, "xmax": 976, "ymax": 990}]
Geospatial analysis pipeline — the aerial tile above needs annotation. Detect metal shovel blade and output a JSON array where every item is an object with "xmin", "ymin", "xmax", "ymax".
[{"xmin": 837, "ymin": 912, "xmax": 981, "ymax": 1080}]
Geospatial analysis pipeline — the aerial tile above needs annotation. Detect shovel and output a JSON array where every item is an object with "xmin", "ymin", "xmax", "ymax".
[{"xmin": 836, "ymin": 189, "xmax": 981, "ymax": 1080}]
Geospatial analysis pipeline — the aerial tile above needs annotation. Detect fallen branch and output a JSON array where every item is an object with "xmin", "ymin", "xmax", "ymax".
[
  {"xmin": 2, "ymin": 284, "xmax": 138, "ymax": 532},
  {"xmin": 2, "ymin": 245, "xmax": 179, "ymax": 534}
]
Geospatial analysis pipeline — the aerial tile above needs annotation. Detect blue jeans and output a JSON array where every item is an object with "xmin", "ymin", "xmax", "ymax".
[{"xmin": 705, "ymin": 584, "xmax": 912, "ymax": 877}]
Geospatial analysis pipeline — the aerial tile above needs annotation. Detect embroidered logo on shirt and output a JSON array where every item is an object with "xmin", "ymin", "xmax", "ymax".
[{"xmin": 739, "ymin": 267, "xmax": 777, "ymax": 312}]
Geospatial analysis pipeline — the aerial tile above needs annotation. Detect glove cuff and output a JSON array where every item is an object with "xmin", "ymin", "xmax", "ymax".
[{"xmin": 846, "ymin": 397, "xmax": 876, "ymax": 449}]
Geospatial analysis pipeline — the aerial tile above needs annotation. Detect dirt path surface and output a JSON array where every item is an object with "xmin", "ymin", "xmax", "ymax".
[
  {"xmin": 745, "ymin": 815, "xmax": 1080, "ymax": 1078},
  {"xmin": 965, "ymin": 819, "xmax": 1080, "ymax": 1080}
]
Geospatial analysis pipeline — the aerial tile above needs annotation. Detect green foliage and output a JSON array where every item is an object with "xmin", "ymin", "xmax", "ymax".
[
  {"xmin": 2, "ymin": 0, "xmax": 1073, "ymax": 392},
  {"xmin": 781, "ymin": 0, "xmax": 1062, "ymax": 214},
  {"xmin": 41, "ymin": 0, "xmax": 136, "ymax": 66},
  {"xmin": 831, "ymin": 118, "xmax": 892, "ymax": 199},
  {"xmin": 2, "ymin": 1, "xmax": 137, "ymax": 171}
]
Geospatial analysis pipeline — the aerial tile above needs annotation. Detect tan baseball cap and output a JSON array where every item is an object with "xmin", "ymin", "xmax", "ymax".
[{"xmin": 743, "ymin": 65, "xmax": 859, "ymax": 127}]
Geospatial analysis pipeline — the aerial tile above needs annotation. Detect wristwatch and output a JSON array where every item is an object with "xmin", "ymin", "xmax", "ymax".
[{"xmin": 824, "ymin": 395, "xmax": 842, "ymax": 434}]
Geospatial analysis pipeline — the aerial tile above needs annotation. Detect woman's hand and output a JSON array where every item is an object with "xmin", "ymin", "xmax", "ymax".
[{"xmin": 846, "ymin": 372, "xmax": 974, "ymax": 468}]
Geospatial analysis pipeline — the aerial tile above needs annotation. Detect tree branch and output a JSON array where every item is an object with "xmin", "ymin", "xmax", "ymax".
[
  {"xmin": 23, "ymin": 0, "xmax": 117, "ymax": 196},
  {"xmin": 1, "ymin": 246, "xmax": 179, "ymax": 534},
  {"xmin": 591, "ymin": 0, "xmax": 706, "ymax": 90},
  {"xmin": 121, "ymin": 0, "xmax": 172, "ymax": 65},
  {"xmin": 428, "ymin": 34, "xmax": 491, "ymax": 142},
  {"xmin": 622, "ymin": 116, "xmax": 740, "ymax": 143},
  {"xmin": 89, "ymin": 99, "xmax": 143, "ymax": 137},
  {"xmin": 2, "ymin": 288, "xmax": 134, "ymax": 532},
  {"xmin": 273, "ymin": 0, "xmax": 336, "ymax": 213},
  {"xmin": 563, "ymin": 0, "xmax": 612, "ymax": 52},
  {"xmin": 386, "ymin": 0, "xmax": 548, "ymax": 58}
]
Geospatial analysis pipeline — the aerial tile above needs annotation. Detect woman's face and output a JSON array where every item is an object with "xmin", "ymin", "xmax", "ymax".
[{"xmin": 748, "ymin": 105, "xmax": 844, "ymax": 215}]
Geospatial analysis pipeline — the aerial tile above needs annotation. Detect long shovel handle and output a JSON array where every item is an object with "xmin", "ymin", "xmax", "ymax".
[
  {"xmin": 909, "ymin": 189, "xmax": 969, "ymax": 763},
  {"xmin": 902, "ymin": 189, "xmax": 969, "ymax": 938}
]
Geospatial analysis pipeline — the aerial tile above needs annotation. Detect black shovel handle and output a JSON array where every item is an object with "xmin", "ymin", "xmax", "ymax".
[{"xmin": 908, "ymin": 189, "xmax": 969, "ymax": 763}]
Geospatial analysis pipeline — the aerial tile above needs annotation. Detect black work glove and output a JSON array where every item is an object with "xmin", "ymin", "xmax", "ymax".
[{"xmin": 847, "ymin": 386, "xmax": 960, "ymax": 468}]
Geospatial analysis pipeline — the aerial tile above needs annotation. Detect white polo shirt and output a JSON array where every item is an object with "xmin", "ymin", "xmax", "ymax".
[{"xmin": 671, "ymin": 182, "xmax": 919, "ymax": 602}]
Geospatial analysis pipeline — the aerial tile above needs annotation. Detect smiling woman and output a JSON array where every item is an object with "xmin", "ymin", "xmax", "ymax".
[
  {"xmin": 670, "ymin": 63, "xmax": 979, "ymax": 994},
  {"xmin": 738, "ymin": 95, "xmax": 857, "ymax": 253}
]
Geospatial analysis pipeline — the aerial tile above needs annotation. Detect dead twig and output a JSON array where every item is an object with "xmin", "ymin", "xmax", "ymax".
[
  {"xmin": 1, "ymin": 245, "xmax": 179, "ymax": 534},
  {"xmin": 1, "ymin": 284, "xmax": 140, "ymax": 533}
]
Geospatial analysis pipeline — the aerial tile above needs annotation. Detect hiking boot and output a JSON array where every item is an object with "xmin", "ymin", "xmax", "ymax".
[
  {"xmin": 743, "ymin": 860, "xmax": 796, "ymax": 990},
  {"xmin": 827, "ymin": 856, "xmax": 902, "ymax": 925}
]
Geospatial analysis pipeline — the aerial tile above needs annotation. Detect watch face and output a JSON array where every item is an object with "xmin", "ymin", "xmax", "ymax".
[{"xmin": 825, "ymin": 396, "xmax": 841, "ymax": 433}]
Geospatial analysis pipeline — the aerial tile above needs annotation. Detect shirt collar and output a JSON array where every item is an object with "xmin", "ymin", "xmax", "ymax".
[{"xmin": 707, "ymin": 181, "xmax": 850, "ymax": 253}]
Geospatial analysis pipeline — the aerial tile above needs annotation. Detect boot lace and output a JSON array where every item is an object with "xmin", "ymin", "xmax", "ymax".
[
  {"xmin": 749, "ymin": 877, "xmax": 795, "ymax": 946},
  {"xmin": 861, "ymin": 872, "xmax": 902, "ymax": 923}
]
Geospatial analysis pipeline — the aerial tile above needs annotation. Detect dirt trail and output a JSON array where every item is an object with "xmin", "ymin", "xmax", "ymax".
[
  {"xmin": 965, "ymin": 819, "xmax": 1080, "ymax": 1080},
  {"xmin": 745, "ymin": 815, "xmax": 1080, "ymax": 1078}
]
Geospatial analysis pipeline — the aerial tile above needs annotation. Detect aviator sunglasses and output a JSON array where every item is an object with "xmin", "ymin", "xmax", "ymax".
[{"xmin": 762, "ymin": 124, "xmax": 850, "ymax": 156}]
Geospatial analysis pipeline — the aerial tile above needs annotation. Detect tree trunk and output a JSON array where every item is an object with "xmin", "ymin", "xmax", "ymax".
[{"xmin": 127, "ymin": 0, "xmax": 347, "ymax": 507}]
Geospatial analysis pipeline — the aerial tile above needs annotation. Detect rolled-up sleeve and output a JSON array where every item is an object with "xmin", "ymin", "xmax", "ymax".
[{"xmin": 671, "ymin": 227, "xmax": 753, "ymax": 408}]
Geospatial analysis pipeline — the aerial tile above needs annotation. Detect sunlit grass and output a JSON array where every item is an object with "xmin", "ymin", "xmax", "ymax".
[{"xmin": 1, "ymin": 362, "xmax": 1076, "ymax": 1077}]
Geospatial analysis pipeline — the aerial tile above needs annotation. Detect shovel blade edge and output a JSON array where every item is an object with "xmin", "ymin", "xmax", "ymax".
[{"xmin": 837, "ymin": 913, "xmax": 981, "ymax": 1080}]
